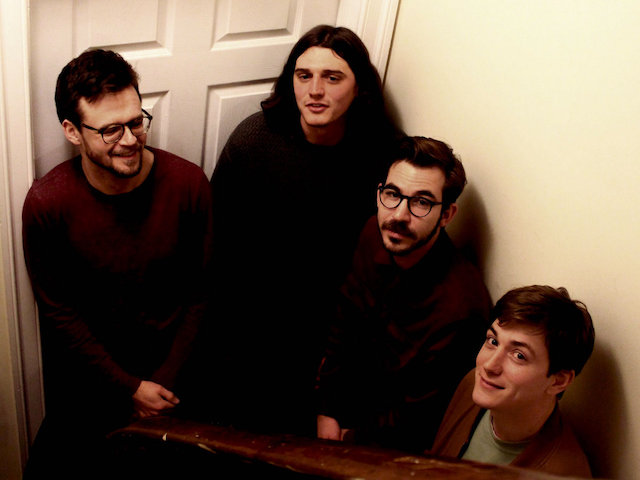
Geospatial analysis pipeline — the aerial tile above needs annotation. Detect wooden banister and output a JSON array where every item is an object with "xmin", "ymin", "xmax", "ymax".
[{"xmin": 109, "ymin": 417, "xmax": 568, "ymax": 479}]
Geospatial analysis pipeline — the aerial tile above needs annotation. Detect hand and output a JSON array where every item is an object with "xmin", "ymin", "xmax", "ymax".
[
  {"xmin": 317, "ymin": 414, "xmax": 350, "ymax": 441},
  {"xmin": 132, "ymin": 380, "xmax": 180, "ymax": 418}
]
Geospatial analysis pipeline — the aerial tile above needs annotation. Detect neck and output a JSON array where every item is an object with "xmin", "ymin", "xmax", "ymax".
[
  {"xmin": 300, "ymin": 117, "xmax": 346, "ymax": 146},
  {"xmin": 490, "ymin": 400, "xmax": 557, "ymax": 442},
  {"xmin": 393, "ymin": 239, "xmax": 435, "ymax": 270}
]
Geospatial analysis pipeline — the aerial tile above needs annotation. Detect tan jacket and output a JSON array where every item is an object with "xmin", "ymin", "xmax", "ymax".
[{"xmin": 430, "ymin": 370, "xmax": 592, "ymax": 478}]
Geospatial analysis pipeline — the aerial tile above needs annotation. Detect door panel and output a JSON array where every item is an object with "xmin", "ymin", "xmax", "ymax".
[
  {"xmin": 30, "ymin": 0, "xmax": 396, "ymax": 179},
  {"xmin": 203, "ymin": 80, "xmax": 275, "ymax": 174}
]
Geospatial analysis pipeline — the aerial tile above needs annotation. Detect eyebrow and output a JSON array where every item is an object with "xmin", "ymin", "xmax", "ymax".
[
  {"xmin": 95, "ymin": 113, "xmax": 143, "ymax": 131},
  {"xmin": 294, "ymin": 68, "xmax": 346, "ymax": 76},
  {"xmin": 384, "ymin": 183, "xmax": 438, "ymax": 200},
  {"xmin": 488, "ymin": 325, "xmax": 536, "ymax": 357}
]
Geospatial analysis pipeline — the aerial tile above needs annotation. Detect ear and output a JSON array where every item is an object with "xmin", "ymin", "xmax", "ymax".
[
  {"xmin": 439, "ymin": 203, "xmax": 458, "ymax": 228},
  {"xmin": 62, "ymin": 119, "xmax": 82, "ymax": 146},
  {"xmin": 547, "ymin": 369, "xmax": 575, "ymax": 396}
]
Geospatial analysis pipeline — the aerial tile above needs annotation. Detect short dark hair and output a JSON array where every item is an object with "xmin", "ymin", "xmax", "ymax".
[
  {"xmin": 261, "ymin": 25, "xmax": 392, "ymax": 139},
  {"xmin": 55, "ymin": 49, "xmax": 140, "ymax": 127},
  {"xmin": 492, "ymin": 285, "xmax": 595, "ymax": 376},
  {"xmin": 389, "ymin": 136, "xmax": 467, "ymax": 208}
]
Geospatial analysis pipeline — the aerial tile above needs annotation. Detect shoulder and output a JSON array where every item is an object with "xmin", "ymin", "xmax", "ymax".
[
  {"xmin": 445, "ymin": 369, "xmax": 477, "ymax": 414},
  {"xmin": 430, "ymin": 369, "xmax": 482, "ymax": 457},
  {"xmin": 27, "ymin": 158, "xmax": 80, "ymax": 195},
  {"xmin": 141, "ymin": 148, "xmax": 211, "ymax": 211},
  {"xmin": 436, "ymin": 233, "xmax": 481, "ymax": 275},
  {"xmin": 456, "ymin": 369, "xmax": 477, "ymax": 396},
  {"xmin": 213, "ymin": 111, "xmax": 304, "ymax": 181},
  {"xmin": 433, "ymin": 233, "xmax": 492, "ymax": 309},
  {"xmin": 544, "ymin": 409, "xmax": 592, "ymax": 477},
  {"xmin": 226, "ymin": 111, "xmax": 274, "ymax": 145},
  {"xmin": 222, "ymin": 111, "xmax": 302, "ymax": 158},
  {"xmin": 148, "ymin": 147, "xmax": 208, "ymax": 185},
  {"xmin": 23, "ymin": 159, "xmax": 83, "ymax": 214},
  {"xmin": 516, "ymin": 408, "xmax": 593, "ymax": 477},
  {"xmin": 149, "ymin": 147, "xmax": 205, "ymax": 175}
]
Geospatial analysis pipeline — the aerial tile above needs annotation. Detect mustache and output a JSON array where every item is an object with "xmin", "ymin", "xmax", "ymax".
[{"xmin": 382, "ymin": 219, "xmax": 416, "ymax": 239}]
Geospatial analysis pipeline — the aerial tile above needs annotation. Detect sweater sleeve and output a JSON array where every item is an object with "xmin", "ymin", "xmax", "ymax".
[
  {"xmin": 316, "ymin": 217, "xmax": 379, "ymax": 427},
  {"xmin": 22, "ymin": 188, "xmax": 142, "ymax": 396}
]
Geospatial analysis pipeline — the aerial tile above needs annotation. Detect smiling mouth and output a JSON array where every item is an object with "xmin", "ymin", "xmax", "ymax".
[
  {"xmin": 480, "ymin": 376, "xmax": 505, "ymax": 390},
  {"xmin": 112, "ymin": 150, "xmax": 137, "ymax": 158}
]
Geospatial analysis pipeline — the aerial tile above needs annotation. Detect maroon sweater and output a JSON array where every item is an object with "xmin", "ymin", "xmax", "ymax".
[{"xmin": 22, "ymin": 147, "xmax": 213, "ymax": 416}]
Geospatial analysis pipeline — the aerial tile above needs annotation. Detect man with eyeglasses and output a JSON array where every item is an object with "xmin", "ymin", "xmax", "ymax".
[
  {"xmin": 21, "ymin": 49, "xmax": 213, "ymax": 478},
  {"xmin": 316, "ymin": 136, "xmax": 491, "ymax": 453}
]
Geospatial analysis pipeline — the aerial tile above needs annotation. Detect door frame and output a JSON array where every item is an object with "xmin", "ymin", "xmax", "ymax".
[
  {"xmin": 0, "ymin": 0, "xmax": 399, "ymax": 468},
  {"xmin": 0, "ymin": 0, "xmax": 38, "ymax": 472}
]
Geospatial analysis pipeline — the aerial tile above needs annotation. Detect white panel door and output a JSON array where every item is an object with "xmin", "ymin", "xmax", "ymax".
[
  {"xmin": 30, "ymin": 0, "xmax": 399, "ymax": 178},
  {"xmin": 25, "ymin": 0, "xmax": 398, "ymax": 445}
]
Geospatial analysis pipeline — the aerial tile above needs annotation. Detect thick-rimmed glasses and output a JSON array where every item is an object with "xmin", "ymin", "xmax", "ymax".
[
  {"xmin": 378, "ymin": 186, "xmax": 442, "ymax": 217},
  {"xmin": 82, "ymin": 109, "xmax": 153, "ymax": 144}
]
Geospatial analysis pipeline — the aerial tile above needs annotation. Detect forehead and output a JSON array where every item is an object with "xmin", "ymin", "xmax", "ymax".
[
  {"xmin": 385, "ymin": 161, "xmax": 446, "ymax": 198},
  {"xmin": 77, "ymin": 85, "xmax": 141, "ymax": 125},
  {"xmin": 295, "ymin": 46, "xmax": 354, "ymax": 74}
]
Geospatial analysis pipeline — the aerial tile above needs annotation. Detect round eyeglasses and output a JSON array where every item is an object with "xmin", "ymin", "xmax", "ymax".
[
  {"xmin": 378, "ymin": 186, "xmax": 443, "ymax": 217},
  {"xmin": 81, "ymin": 109, "xmax": 153, "ymax": 144}
]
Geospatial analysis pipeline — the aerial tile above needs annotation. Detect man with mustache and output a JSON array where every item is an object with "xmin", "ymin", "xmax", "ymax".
[
  {"xmin": 22, "ymin": 49, "xmax": 213, "ymax": 478},
  {"xmin": 430, "ymin": 285, "xmax": 594, "ymax": 478},
  {"xmin": 317, "ymin": 136, "xmax": 491, "ymax": 453}
]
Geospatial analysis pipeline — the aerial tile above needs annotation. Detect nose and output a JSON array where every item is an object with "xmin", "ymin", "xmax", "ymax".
[
  {"xmin": 118, "ymin": 125, "xmax": 138, "ymax": 146},
  {"xmin": 481, "ymin": 349, "xmax": 503, "ymax": 375},
  {"xmin": 309, "ymin": 77, "xmax": 324, "ymax": 97},
  {"xmin": 391, "ymin": 198, "xmax": 412, "ymax": 221}
]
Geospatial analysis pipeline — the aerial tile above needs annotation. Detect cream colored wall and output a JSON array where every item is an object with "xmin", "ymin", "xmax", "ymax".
[{"xmin": 385, "ymin": 1, "xmax": 640, "ymax": 478}]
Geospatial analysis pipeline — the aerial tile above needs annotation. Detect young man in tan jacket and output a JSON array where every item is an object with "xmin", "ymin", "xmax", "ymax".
[{"xmin": 430, "ymin": 285, "xmax": 595, "ymax": 477}]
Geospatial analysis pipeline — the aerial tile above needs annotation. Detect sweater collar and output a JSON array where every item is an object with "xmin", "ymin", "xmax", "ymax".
[{"xmin": 373, "ymin": 227, "xmax": 455, "ymax": 273}]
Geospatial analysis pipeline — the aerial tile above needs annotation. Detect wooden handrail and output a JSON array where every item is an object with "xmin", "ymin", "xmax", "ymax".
[{"xmin": 109, "ymin": 417, "xmax": 567, "ymax": 479}]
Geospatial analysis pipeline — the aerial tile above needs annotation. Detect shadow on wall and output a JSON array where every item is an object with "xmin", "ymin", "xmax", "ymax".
[
  {"xmin": 562, "ymin": 342, "xmax": 625, "ymax": 479},
  {"xmin": 447, "ymin": 183, "xmax": 492, "ymax": 275}
]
